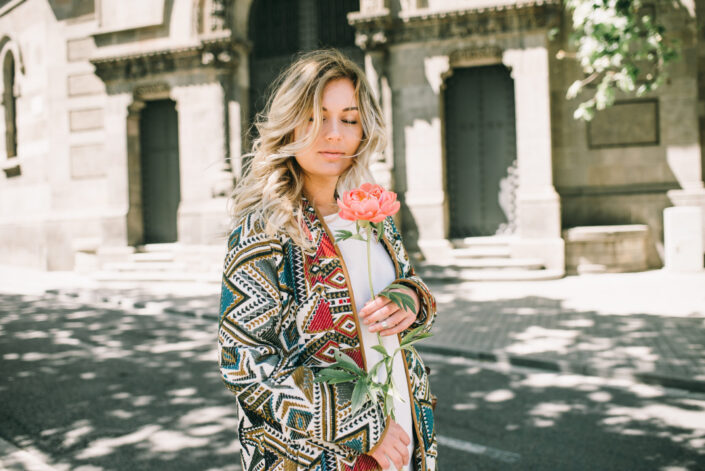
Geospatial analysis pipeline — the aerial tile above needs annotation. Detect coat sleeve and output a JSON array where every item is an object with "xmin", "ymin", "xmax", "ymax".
[
  {"xmin": 217, "ymin": 228, "xmax": 389, "ymax": 455},
  {"xmin": 386, "ymin": 217, "xmax": 437, "ymax": 336}
]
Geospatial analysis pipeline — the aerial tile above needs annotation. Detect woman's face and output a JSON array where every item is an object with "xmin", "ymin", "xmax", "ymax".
[{"xmin": 293, "ymin": 77, "xmax": 363, "ymax": 182}]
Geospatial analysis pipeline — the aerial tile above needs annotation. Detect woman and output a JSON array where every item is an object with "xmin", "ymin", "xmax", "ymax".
[{"xmin": 218, "ymin": 49, "xmax": 438, "ymax": 471}]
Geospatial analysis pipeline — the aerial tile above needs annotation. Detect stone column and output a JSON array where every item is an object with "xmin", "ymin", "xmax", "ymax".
[
  {"xmin": 664, "ymin": 0, "xmax": 705, "ymax": 253},
  {"xmin": 103, "ymin": 91, "xmax": 134, "ymax": 246},
  {"xmin": 503, "ymin": 45, "xmax": 565, "ymax": 271},
  {"xmin": 363, "ymin": 49, "xmax": 394, "ymax": 191},
  {"xmin": 171, "ymin": 79, "xmax": 230, "ymax": 244},
  {"xmin": 125, "ymin": 99, "xmax": 145, "ymax": 247},
  {"xmin": 403, "ymin": 54, "xmax": 453, "ymax": 261}
]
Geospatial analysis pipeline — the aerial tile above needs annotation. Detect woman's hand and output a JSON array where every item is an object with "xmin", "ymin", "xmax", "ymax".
[
  {"xmin": 359, "ymin": 285, "xmax": 419, "ymax": 336},
  {"xmin": 369, "ymin": 418, "xmax": 411, "ymax": 470}
]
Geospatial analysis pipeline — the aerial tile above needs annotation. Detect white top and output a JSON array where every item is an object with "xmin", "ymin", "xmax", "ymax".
[{"xmin": 323, "ymin": 212, "xmax": 414, "ymax": 470}]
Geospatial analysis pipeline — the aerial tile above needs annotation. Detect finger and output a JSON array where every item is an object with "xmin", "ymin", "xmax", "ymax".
[
  {"xmin": 374, "ymin": 310, "xmax": 410, "ymax": 335},
  {"xmin": 360, "ymin": 296, "xmax": 391, "ymax": 318},
  {"xmin": 386, "ymin": 446, "xmax": 403, "ymax": 470},
  {"xmin": 392, "ymin": 435, "xmax": 410, "ymax": 467},
  {"xmin": 365, "ymin": 303, "xmax": 398, "ymax": 326},
  {"xmin": 362, "ymin": 298, "xmax": 393, "ymax": 322},
  {"xmin": 399, "ymin": 429, "xmax": 411, "ymax": 446},
  {"xmin": 384, "ymin": 317, "xmax": 415, "ymax": 336},
  {"xmin": 372, "ymin": 451, "xmax": 389, "ymax": 470}
]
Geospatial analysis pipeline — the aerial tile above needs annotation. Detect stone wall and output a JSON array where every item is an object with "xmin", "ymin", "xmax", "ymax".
[
  {"xmin": 550, "ymin": 1, "xmax": 704, "ymax": 268},
  {"xmin": 0, "ymin": 0, "xmax": 105, "ymax": 269}
]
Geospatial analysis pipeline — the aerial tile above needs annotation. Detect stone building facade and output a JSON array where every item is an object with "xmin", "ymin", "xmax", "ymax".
[{"xmin": 0, "ymin": 0, "xmax": 703, "ymax": 276}]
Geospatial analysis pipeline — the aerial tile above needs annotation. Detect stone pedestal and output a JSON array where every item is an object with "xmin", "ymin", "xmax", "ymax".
[
  {"xmin": 668, "ymin": 188, "xmax": 705, "ymax": 250},
  {"xmin": 563, "ymin": 225, "xmax": 650, "ymax": 274},
  {"xmin": 664, "ymin": 206, "xmax": 704, "ymax": 272},
  {"xmin": 503, "ymin": 45, "xmax": 564, "ymax": 272}
]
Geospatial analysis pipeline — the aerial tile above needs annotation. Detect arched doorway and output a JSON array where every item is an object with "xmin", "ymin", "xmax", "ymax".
[
  {"xmin": 444, "ymin": 65, "xmax": 518, "ymax": 238},
  {"xmin": 246, "ymin": 0, "xmax": 362, "ymax": 166},
  {"xmin": 139, "ymin": 99, "xmax": 181, "ymax": 243}
]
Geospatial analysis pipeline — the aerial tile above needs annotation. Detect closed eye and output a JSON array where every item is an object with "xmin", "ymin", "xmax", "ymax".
[{"xmin": 308, "ymin": 117, "xmax": 358, "ymax": 125}]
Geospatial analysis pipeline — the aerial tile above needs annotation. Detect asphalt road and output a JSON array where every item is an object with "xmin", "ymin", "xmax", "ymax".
[
  {"xmin": 1, "ymin": 292, "xmax": 704, "ymax": 470},
  {"xmin": 422, "ymin": 352, "xmax": 705, "ymax": 470}
]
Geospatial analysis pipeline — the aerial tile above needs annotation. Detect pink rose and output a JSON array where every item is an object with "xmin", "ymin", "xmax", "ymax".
[{"xmin": 337, "ymin": 183, "xmax": 401, "ymax": 223}]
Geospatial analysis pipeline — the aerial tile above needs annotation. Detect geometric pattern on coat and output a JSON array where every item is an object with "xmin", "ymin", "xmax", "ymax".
[{"xmin": 218, "ymin": 194, "xmax": 438, "ymax": 470}]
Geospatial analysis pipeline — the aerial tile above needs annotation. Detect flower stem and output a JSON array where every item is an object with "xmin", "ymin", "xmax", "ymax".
[{"xmin": 366, "ymin": 226, "xmax": 375, "ymax": 301}]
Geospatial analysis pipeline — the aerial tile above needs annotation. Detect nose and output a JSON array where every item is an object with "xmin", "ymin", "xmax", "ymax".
[{"xmin": 323, "ymin": 119, "xmax": 342, "ymax": 141}]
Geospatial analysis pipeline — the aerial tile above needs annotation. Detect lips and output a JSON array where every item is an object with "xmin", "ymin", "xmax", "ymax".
[{"xmin": 319, "ymin": 151, "xmax": 345, "ymax": 158}]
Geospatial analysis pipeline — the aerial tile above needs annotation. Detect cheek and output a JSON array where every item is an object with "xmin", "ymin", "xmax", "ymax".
[{"xmin": 347, "ymin": 127, "xmax": 363, "ymax": 148}]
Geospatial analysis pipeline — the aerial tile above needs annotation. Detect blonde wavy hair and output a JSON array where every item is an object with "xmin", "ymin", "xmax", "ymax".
[{"xmin": 227, "ymin": 48, "xmax": 386, "ymax": 254}]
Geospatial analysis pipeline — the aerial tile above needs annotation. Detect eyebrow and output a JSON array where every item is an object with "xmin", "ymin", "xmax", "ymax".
[{"xmin": 322, "ymin": 106, "xmax": 359, "ymax": 111}]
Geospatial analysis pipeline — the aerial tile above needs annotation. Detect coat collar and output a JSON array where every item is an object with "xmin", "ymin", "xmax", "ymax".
[{"xmin": 299, "ymin": 192, "xmax": 388, "ymax": 250}]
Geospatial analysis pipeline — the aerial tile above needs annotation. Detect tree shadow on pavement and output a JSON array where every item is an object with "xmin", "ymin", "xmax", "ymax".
[
  {"xmin": 424, "ymin": 353, "xmax": 705, "ymax": 471},
  {"xmin": 0, "ymin": 293, "xmax": 240, "ymax": 471},
  {"xmin": 423, "ymin": 289, "xmax": 705, "ymax": 387}
]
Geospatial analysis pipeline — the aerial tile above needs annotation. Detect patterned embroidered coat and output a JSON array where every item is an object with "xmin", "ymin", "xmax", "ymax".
[{"xmin": 218, "ymin": 195, "xmax": 438, "ymax": 471}]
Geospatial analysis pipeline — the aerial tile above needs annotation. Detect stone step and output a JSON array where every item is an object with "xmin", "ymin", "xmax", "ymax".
[
  {"xmin": 130, "ymin": 252, "xmax": 175, "ymax": 263},
  {"xmin": 451, "ymin": 246, "xmax": 512, "ymax": 259},
  {"xmin": 420, "ymin": 257, "xmax": 544, "ymax": 270},
  {"xmin": 450, "ymin": 236, "xmax": 516, "ymax": 249},
  {"xmin": 103, "ymin": 261, "xmax": 188, "ymax": 272},
  {"xmin": 137, "ymin": 243, "xmax": 180, "ymax": 253},
  {"xmin": 417, "ymin": 267, "xmax": 564, "ymax": 282},
  {"xmin": 92, "ymin": 270, "xmax": 220, "ymax": 284}
]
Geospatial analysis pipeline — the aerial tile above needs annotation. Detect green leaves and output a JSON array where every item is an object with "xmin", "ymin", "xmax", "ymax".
[
  {"xmin": 399, "ymin": 324, "xmax": 433, "ymax": 350},
  {"xmin": 314, "ymin": 368, "xmax": 358, "ymax": 384},
  {"xmin": 351, "ymin": 378, "xmax": 369, "ymax": 413},
  {"xmin": 372, "ymin": 344, "xmax": 389, "ymax": 356},
  {"xmin": 331, "ymin": 350, "xmax": 365, "ymax": 376},
  {"xmin": 378, "ymin": 283, "xmax": 417, "ymax": 314},
  {"xmin": 334, "ymin": 229, "xmax": 366, "ymax": 243},
  {"xmin": 559, "ymin": 0, "xmax": 681, "ymax": 121}
]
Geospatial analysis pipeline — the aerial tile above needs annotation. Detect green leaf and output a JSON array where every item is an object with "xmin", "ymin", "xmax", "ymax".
[
  {"xmin": 334, "ymin": 230, "xmax": 353, "ymax": 242},
  {"xmin": 351, "ymin": 379, "xmax": 367, "ymax": 414},
  {"xmin": 401, "ymin": 325, "xmax": 425, "ymax": 346},
  {"xmin": 367, "ymin": 381, "xmax": 382, "ymax": 399},
  {"xmin": 390, "ymin": 376, "xmax": 405, "ymax": 402},
  {"xmin": 377, "ymin": 285, "xmax": 417, "ymax": 314},
  {"xmin": 371, "ymin": 344, "xmax": 389, "ymax": 357},
  {"xmin": 384, "ymin": 392, "xmax": 395, "ymax": 417},
  {"xmin": 384, "ymin": 292, "xmax": 416, "ymax": 314},
  {"xmin": 314, "ymin": 368, "xmax": 358, "ymax": 384},
  {"xmin": 400, "ymin": 334, "xmax": 433, "ymax": 350},
  {"xmin": 370, "ymin": 359, "xmax": 384, "ymax": 379},
  {"xmin": 333, "ymin": 351, "xmax": 365, "ymax": 376}
]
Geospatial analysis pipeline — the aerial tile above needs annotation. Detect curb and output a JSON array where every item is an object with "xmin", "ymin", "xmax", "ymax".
[
  {"xmin": 416, "ymin": 344, "xmax": 705, "ymax": 394},
  {"xmin": 42, "ymin": 288, "xmax": 705, "ymax": 395}
]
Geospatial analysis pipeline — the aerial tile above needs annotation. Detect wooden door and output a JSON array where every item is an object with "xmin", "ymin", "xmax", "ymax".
[
  {"xmin": 444, "ymin": 65, "xmax": 518, "ymax": 238},
  {"xmin": 247, "ymin": 0, "xmax": 362, "ymax": 170},
  {"xmin": 139, "ymin": 99, "xmax": 181, "ymax": 244}
]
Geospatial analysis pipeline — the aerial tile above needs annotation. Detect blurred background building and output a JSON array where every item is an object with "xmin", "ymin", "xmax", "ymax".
[{"xmin": 0, "ymin": 0, "xmax": 703, "ymax": 281}]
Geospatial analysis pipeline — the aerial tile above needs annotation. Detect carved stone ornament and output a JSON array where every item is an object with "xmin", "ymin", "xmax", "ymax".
[
  {"xmin": 449, "ymin": 45, "xmax": 504, "ymax": 68},
  {"xmin": 133, "ymin": 82, "xmax": 170, "ymax": 100},
  {"xmin": 91, "ymin": 36, "xmax": 244, "ymax": 83},
  {"xmin": 348, "ymin": 7, "xmax": 392, "ymax": 51},
  {"xmin": 350, "ymin": 0, "xmax": 561, "ymax": 45}
]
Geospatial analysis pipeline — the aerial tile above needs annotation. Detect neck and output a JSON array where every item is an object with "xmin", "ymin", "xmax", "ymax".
[{"xmin": 303, "ymin": 176, "xmax": 339, "ymax": 217}]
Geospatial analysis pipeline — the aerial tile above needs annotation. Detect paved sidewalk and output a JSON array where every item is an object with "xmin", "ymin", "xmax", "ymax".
[{"xmin": 2, "ymin": 265, "xmax": 704, "ymax": 392}]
